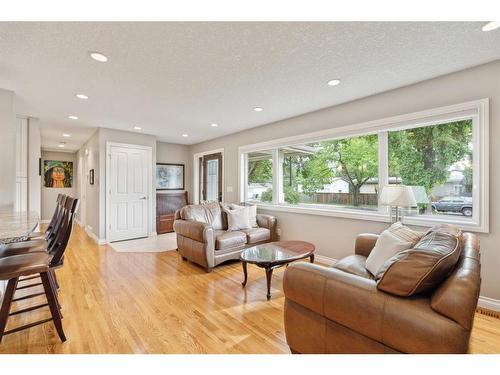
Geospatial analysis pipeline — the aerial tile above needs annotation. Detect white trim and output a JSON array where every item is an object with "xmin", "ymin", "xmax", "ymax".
[
  {"xmin": 314, "ymin": 255, "xmax": 337, "ymax": 266},
  {"xmin": 85, "ymin": 225, "xmax": 106, "ymax": 245},
  {"xmin": 105, "ymin": 142, "xmax": 154, "ymax": 243},
  {"xmin": 193, "ymin": 148, "xmax": 225, "ymax": 204},
  {"xmin": 239, "ymin": 99, "xmax": 489, "ymax": 233},
  {"xmin": 478, "ymin": 296, "xmax": 500, "ymax": 312}
]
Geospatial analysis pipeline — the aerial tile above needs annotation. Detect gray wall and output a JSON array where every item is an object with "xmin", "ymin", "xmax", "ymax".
[
  {"xmin": 190, "ymin": 60, "xmax": 500, "ymax": 300},
  {"xmin": 41, "ymin": 150, "xmax": 77, "ymax": 221},
  {"xmin": 77, "ymin": 129, "xmax": 100, "ymax": 238},
  {"xmin": 0, "ymin": 89, "xmax": 15, "ymax": 207},
  {"xmin": 156, "ymin": 141, "xmax": 192, "ymax": 202}
]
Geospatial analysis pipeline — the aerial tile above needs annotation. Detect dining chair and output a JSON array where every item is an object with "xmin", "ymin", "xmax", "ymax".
[{"xmin": 0, "ymin": 197, "xmax": 79, "ymax": 343}]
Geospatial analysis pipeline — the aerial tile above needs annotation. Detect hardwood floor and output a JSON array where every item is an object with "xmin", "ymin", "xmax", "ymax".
[{"xmin": 0, "ymin": 225, "xmax": 499, "ymax": 354}]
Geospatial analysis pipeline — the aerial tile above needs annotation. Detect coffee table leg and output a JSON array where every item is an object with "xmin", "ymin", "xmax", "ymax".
[
  {"xmin": 265, "ymin": 267, "xmax": 273, "ymax": 300},
  {"xmin": 242, "ymin": 261, "xmax": 248, "ymax": 287},
  {"xmin": 310, "ymin": 254, "xmax": 315, "ymax": 263}
]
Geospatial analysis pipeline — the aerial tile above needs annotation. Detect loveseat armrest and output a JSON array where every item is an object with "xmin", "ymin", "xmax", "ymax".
[
  {"xmin": 354, "ymin": 233, "xmax": 379, "ymax": 257},
  {"xmin": 173, "ymin": 219, "xmax": 214, "ymax": 244},
  {"xmin": 256, "ymin": 214, "xmax": 278, "ymax": 241}
]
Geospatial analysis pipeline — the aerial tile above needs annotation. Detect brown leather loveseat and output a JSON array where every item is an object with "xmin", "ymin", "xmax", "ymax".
[
  {"xmin": 174, "ymin": 203, "xmax": 277, "ymax": 272},
  {"xmin": 283, "ymin": 226, "xmax": 481, "ymax": 354}
]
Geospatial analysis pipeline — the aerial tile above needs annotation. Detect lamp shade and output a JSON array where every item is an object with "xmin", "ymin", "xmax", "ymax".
[{"xmin": 379, "ymin": 185, "xmax": 417, "ymax": 207}]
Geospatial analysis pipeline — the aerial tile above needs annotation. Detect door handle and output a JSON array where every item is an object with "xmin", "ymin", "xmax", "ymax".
[{"xmin": 139, "ymin": 196, "xmax": 147, "ymax": 200}]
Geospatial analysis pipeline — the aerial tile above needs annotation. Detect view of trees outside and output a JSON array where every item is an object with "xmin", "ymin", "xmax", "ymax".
[
  {"xmin": 389, "ymin": 119, "xmax": 473, "ymax": 217},
  {"xmin": 246, "ymin": 119, "xmax": 474, "ymax": 217},
  {"xmin": 247, "ymin": 151, "xmax": 273, "ymax": 202}
]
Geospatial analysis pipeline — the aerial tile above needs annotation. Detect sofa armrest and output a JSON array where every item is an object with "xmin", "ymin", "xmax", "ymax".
[
  {"xmin": 256, "ymin": 214, "xmax": 278, "ymax": 241},
  {"xmin": 283, "ymin": 262, "xmax": 469, "ymax": 353},
  {"xmin": 284, "ymin": 262, "xmax": 379, "ymax": 318},
  {"xmin": 354, "ymin": 233, "xmax": 379, "ymax": 257},
  {"xmin": 173, "ymin": 219, "xmax": 213, "ymax": 244}
]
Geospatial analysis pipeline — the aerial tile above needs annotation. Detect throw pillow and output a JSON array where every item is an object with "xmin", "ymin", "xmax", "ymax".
[
  {"xmin": 365, "ymin": 229, "xmax": 413, "ymax": 276},
  {"xmin": 224, "ymin": 206, "xmax": 251, "ymax": 231},
  {"xmin": 376, "ymin": 227, "xmax": 463, "ymax": 297},
  {"xmin": 230, "ymin": 203, "xmax": 258, "ymax": 228}
]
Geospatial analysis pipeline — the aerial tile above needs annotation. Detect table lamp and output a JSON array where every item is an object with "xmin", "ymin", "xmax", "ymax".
[{"xmin": 379, "ymin": 185, "xmax": 417, "ymax": 222}]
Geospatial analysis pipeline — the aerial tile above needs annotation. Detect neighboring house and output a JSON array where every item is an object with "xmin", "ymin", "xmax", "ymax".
[
  {"xmin": 247, "ymin": 182, "xmax": 272, "ymax": 200},
  {"xmin": 431, "ymin": 169, "xmax": 471, "ymax": 199}
]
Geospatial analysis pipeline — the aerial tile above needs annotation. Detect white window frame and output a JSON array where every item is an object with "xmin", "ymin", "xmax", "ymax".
[{"xmin": 238, "ymin": 99, "xmax": 489, "ymax": 233}]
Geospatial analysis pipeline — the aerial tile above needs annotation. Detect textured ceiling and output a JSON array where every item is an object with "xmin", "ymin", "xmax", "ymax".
[{"xmin": 0, "ymin": 22, "xmax": 499, "ymax": 151}]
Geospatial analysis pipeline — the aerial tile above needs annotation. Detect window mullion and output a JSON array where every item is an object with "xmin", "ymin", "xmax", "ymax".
[
  {"xmin": 378, "ymin": 131, "xmax": 389, "ymax": 213},
  {"xmin": 272, "ymin": 149, "xmax": 284, "ymax": 204}
]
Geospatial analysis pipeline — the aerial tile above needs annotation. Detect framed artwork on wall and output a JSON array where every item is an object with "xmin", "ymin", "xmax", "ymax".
[
  {"xmin": 156, "ymin": 163, "xmax": 185, "ymax": 190},
  {"xmin": 43, "ymin": 160, "xmax": 73, "ymax": 188}
]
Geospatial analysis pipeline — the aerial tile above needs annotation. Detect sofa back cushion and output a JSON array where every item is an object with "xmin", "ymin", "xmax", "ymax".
[
  {"xmin": 376, "ymin": 226, "xmax": 463, "ymax": 297},
  {"xmin": 180, "ymin": 203, "xmax": 224, "ymax": 230}
]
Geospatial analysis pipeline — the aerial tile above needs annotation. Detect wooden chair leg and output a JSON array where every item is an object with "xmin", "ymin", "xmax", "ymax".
[
  {"xmin": 50, "ymin": 270, "xmax": 60, "ymax": 289},
  {"xmin": 48, "ymin": 271, "xmax": 63, "ymax": 318},
  {"xmin": 0, "ymin": 278, "xmax": 19, "ymax": 342},
  {"xmin": 40, "ymin": 272, "xmax": 66, "ymax": 342}
]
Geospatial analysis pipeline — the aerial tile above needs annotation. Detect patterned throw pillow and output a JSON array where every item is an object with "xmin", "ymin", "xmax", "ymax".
[{"xmin": 386, "ymin": 221, "xmax": 424, "ymax": 245}]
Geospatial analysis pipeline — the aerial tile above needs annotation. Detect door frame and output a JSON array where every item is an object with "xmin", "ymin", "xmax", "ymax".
[
  {"xmin": 193, "ymin": 148, "xmax": 224, "ymax": 204},
  {"xmin": 105, "ymin": 142, "xmax": 153, "ymax": 243}
]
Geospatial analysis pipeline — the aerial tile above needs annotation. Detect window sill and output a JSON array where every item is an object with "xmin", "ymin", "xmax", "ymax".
[{"xmin": 254, "ymin": 203, "xmax": 488, "ymax": 233}]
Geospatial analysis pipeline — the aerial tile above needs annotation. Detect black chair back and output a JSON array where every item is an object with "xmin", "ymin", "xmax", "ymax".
[
  {"xmin": 49, "ymin": 196, "xmax": 79, "ymax": 267},
  {"xmin": 45, "ymin": 194, "xmax": 66, "ymax": 240}
]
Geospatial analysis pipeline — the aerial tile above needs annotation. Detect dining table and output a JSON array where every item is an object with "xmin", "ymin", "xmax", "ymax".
[{"xmin": 0, "ymin": 207, "xmax": 40, "ymax": 244}]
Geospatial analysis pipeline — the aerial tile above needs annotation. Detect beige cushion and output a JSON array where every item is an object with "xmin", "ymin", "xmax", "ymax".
[
  {"xmin": 240, "ymin": 227, "xmax": 271, "ymax": 244},
  {"xmin": 224, "ymin": 206, "xmax": 251, "ymax": 231},
  {"xmin": 214, "ymin": 230, "xmax": 247, "ymax": 250},
  {"xmin": 376, "ymin": 227, "xmax": 463, "ymax": 297},
  {"xmin": 229, "ymin": 204, "xmax": 258, "ymax": 228},
  {"xmin": 366, "ymin": 229, "xmax": 413, "ymax": 276},
  {"xmin": 332, "ymin": 255, "xmax": 374, "ymax": 280},
  {"xmin": 386, "ymin": 221, "xmax": 423, "ymax": 245}
]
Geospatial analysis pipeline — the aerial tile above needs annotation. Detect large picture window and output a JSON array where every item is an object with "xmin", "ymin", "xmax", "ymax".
[{"xmin": 239, "ymin": 100, "xmax": 489, "ymax": 232}]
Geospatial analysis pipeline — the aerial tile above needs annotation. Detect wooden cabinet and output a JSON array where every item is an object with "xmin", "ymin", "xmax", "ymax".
[{"xmin": 156, "ymin": 192, "xmax": 188, "ymax": 234}]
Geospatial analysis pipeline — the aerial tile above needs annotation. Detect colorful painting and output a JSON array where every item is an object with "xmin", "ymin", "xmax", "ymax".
[{"xmin": 44, "ymin": 160, "xmax": 73, "ymax": 188}]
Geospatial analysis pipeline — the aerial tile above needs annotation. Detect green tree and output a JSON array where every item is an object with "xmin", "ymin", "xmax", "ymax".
[
  {"xmin": 248, "ymin": 159, "xmax": 272, "ymax": 183},
  {"xmin": 296, "ymin": 135, "xmax": 378, "ymax": 206},
  {"xmin": 388, "ymin": 120, "xmax": 473, "ymax": 195}
]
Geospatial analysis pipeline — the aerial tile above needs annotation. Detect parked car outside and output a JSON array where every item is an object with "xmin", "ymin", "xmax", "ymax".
[{"xmin": 432, "ymin": 196, "xmax": 473, "ymax": 217}]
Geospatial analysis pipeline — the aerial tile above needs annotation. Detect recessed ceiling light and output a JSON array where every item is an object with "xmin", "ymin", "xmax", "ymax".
[
  {"xmin": 327, "ymin": 79, "xmax": 341, "ymax": 86},
  {"xmin": 58, "ymin": 143, "xmax": 65, "ymax": 148},
  {"xmin": 62, "ymin": 133, "xmax": 71, "ymax": 138},
  {"xmin": 253, "ymin": 107, "xmax": 264, "ymax": 112},
  {"xmin": 89, "ymin": 51, "xmax": 108, "ymax": 62},
  {"xmin": 182, "ymin": 134, "xmax": 188, "ymax": 137},
  {"xmin": 482, "ymin": 22, "xmax": 500, "ymax": 32},
  {"xmin": 68, "ymin": 115, "xmax": 78, "ymax": 120},
  {"xmin": 75, "ymin": 93, "xmax": 89, "ymax": 100},
  {"xmin": 211, "ymin": 123, "xmax": 219, "ymax": 127},
  {"xmin": 133, "ymin": 126, "xmax": 142, "ymax": 130}
]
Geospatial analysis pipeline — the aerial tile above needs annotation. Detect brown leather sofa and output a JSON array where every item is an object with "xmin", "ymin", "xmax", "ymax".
[
  {"xmin": 173, "ymin": 203, "xmax": 277, "ymax": 272},
  {"xmin": 283, "ymin": 230, "xmax": 481, "ymax": 354}
]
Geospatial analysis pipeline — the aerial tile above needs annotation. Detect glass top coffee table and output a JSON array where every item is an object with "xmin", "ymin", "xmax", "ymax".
[{"xmin": 240, "ymin": 241, "xmax": 315, "ymax": 300}]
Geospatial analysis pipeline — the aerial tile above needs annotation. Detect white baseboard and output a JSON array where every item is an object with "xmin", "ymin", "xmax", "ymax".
[
  {"xmin": 478, "ymin": 296, "xmax": 500, "ymax": 312},
  {"xmin": 85, "ymin": 225, "xmax": 106, "ymax": 245},
  {"xmin": 314, "ymin": 255, "xmax": 337, "ymax": 266},
  {"xmin": 311, "ymin": 255, "xmax": 500, "ymax": 312}
]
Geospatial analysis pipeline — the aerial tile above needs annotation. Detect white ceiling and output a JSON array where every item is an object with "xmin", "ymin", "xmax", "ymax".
[{"xmin": 0, "ymin": 22, "xmax": 499, "ymax": 151}]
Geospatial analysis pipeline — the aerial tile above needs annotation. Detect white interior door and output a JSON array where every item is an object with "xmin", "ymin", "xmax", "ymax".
[{"xmin": 108, "ymin": 145, "xmax": 150, "ymax": 242}]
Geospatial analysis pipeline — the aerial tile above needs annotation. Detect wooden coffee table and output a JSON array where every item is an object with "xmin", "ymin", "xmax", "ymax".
[{"xmin": 240, "ymin": 241, "xmax": 315, "ymax": 300}]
